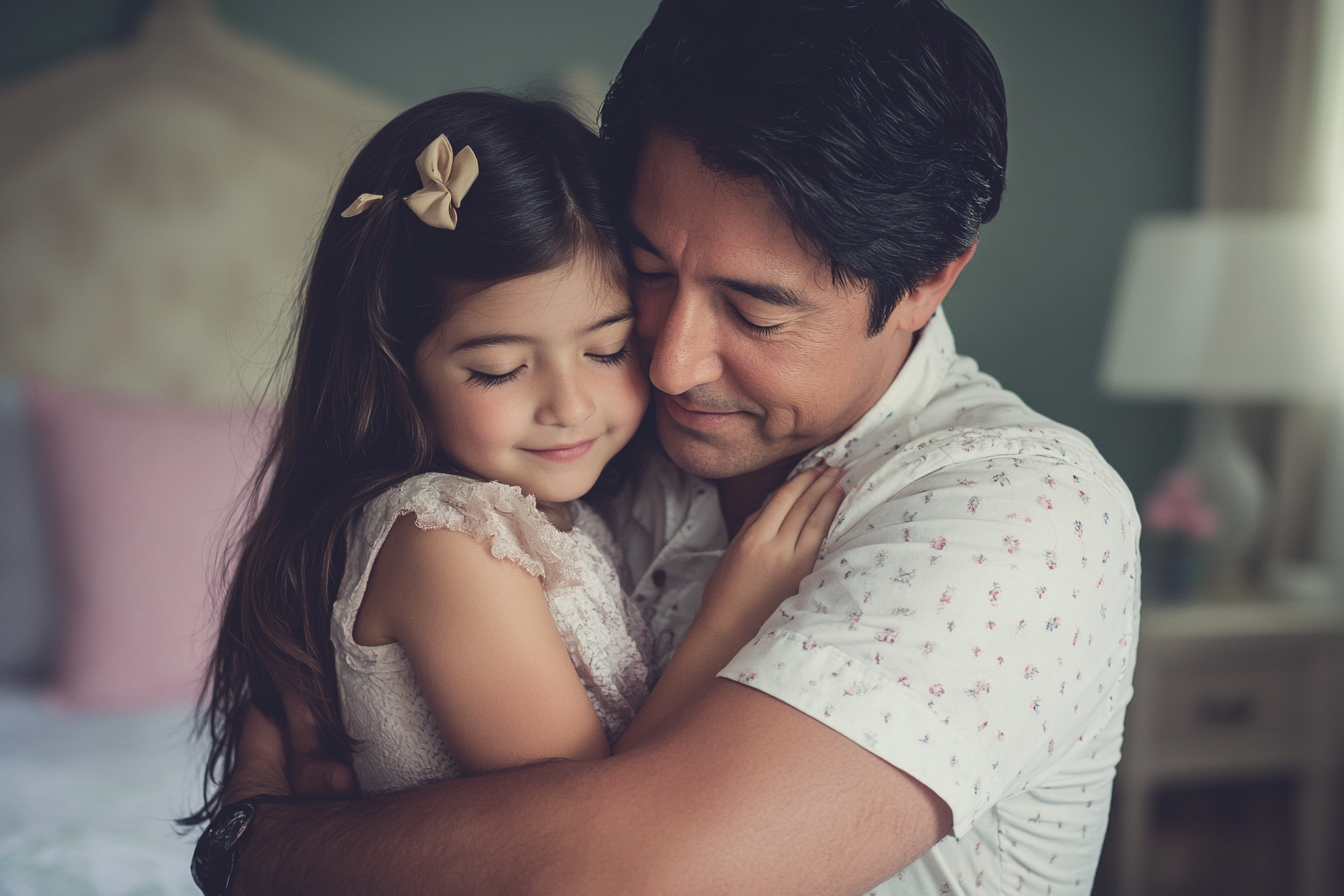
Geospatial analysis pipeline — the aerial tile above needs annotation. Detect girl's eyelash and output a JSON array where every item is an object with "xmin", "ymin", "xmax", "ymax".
[
  {"xmin": 466, "ymin": 367, "xmax": 523, "ymax": 388},
  {"xmin": 590, "ymin": 344, "xmax": 631, "ymax": 365},
  {"xmin": 466, "ymin": 346, "xmax": 627, "ymax": 387}
]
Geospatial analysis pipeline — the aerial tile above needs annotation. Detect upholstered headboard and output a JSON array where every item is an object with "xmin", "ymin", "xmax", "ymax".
[{"xmin": 0, "ymin": 0, "xmax": 399, "ymax": 408}]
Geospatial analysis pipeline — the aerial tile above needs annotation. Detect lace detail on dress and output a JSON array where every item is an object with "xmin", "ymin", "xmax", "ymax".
[
  {"xmin": 330, "ymin": 473, "xmax": 653, "ymax": 795},
  {"xmin": 400, "ymin": 476, "xmax": 582, "ymax": 589},
  {"xmin": 549, "ymin": 502, "xmax": 654, "ymax": 732}
]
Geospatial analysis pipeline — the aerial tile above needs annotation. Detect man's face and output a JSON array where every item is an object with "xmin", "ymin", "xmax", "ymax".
[{"xmin": 628, "ymin": 133, "xmax": 921, "ymax": 480}]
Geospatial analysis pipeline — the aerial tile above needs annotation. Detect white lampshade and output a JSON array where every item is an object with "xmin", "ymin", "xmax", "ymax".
[{"xmin": 1100, "ymin": 213, "xmax": 1344, "ymax": 402}]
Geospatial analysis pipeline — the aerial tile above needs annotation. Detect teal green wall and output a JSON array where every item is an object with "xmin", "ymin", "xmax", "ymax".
[
  {"xmin": 0, "ymin": 0, "xmax": 661, "ymax": 98},
  {"xmin": 946, "ymin": 0, "xmax": 1200, "ymax": 503},
  {"xmin": 0, "ymin": 0, "xmax": 1199, "ymax": 500}
]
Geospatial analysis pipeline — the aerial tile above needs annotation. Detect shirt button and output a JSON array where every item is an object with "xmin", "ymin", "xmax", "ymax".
[{"xmin": 651, "ymin": 569, "xmax": 667, "ymax": 588}]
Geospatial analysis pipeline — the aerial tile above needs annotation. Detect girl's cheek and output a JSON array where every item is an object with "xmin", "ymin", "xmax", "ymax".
[
  {"xmin": 449, "ymin": 392, "xmax": 522, "ymax": 452},
  {"xmin": 618, "ymin": 362, "xmax": 651, "ymax": 424}
]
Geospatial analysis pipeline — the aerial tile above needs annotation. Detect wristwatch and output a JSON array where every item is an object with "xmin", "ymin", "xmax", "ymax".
[{"xmin": 191, "ymin": 795, "xmax": 295, "ymax": 895}]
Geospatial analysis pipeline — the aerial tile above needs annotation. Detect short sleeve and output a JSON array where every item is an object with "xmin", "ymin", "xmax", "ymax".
[
  {"xmin": 720, "ymin": 447, "xmax": 1140, "ymax": 837},
  {"xmin": 398, "ymin": 473, "xmax": 582, "ymax": 589}
]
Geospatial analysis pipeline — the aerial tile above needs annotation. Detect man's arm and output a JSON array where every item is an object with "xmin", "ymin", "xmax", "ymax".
[{"xmin": 233, "ymin": 679, "xmax": 951, "ymax": 896}]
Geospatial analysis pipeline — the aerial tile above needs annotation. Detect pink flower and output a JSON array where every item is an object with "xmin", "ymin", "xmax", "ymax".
[{"xmin": 1143, "ymin": 468, "xmax": 1220, "ymax": 540}]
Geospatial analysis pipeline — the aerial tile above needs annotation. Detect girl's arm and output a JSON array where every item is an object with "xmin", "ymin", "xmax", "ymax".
[
  {"xmin": 616, "ymin": 464, "xmax": 845, "ymax": 752},
  {"xmin": 356, "ymin": 517, "xmax": 609, "ymax": 775}
]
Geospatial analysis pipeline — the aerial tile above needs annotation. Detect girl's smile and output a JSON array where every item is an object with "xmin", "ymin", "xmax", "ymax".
[
  {"xmin": 413, "ymin": 253, "xmax": 649, "ymax": 505},
  {"xmin": 521, "ymin": 439, "xmax": 596, "ymax": 462}
]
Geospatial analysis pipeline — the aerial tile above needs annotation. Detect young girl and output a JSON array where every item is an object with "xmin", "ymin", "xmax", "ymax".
[{"xmin": 192, "ymin": 92, "xmax": 844, "ymax": 812}]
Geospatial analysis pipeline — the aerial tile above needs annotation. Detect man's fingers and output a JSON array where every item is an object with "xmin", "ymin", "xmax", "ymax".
[
  {"xmin": 278, "ymin": 682, "xmax": 358, "ymax": 797},
  {"xmin": 279, "ymin": 682, "xmax": 325, "ymax": 755},
  {"xmin": 292, "ymin": 753, "xmax": 358, "ymax": 798},
  {"xmin": 221, "ymin": 705, "xmax": 292, "ymax": 805}
]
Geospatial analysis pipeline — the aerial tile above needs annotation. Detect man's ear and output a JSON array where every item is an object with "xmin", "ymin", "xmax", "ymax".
[{"xmin": 887, "ymin": 240, "xmax": 978, "ymax": 333}]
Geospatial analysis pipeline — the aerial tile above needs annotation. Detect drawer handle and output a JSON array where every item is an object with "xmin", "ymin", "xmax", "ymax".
[{"xmin": 1195, "ymin": 694, "xmax": 1256, "ymax": 726}]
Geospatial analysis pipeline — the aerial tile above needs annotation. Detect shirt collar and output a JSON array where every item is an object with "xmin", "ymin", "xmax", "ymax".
[{"xmin": 797, "ymin": 305, "xmax": 958, "ymax": 470}]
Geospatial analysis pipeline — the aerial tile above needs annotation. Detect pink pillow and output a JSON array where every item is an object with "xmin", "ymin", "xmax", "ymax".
[{"xmin": 26, "ymin": 380, "xmax": 271, "ymax": 711}]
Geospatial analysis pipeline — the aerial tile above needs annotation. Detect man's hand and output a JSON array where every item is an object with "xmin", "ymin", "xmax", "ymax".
[
  {"xmin": 220, "ymin": 706, "xmax": 291, "ymax": 806},
  {"xmin": 278, "ymin": 688, "xmax": 358, "ymax": 799},
  {"xmin": 222, "ymin": 698, "xmax": 355, "ymax": 807}
]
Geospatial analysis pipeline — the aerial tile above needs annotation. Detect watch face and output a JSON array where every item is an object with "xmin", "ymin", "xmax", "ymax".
[
  {"xmin": 192, "ymin": 803, "xmax": 255, "ymax": 894},
  {"xmin": 208, "ymin": 807, "xmax": 254, "ymax": 856}
]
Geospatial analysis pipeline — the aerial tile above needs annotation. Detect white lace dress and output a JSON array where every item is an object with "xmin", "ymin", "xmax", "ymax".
[{"xmin": 330, "ymin": 473, "xmax": 654, "ymax": 796}]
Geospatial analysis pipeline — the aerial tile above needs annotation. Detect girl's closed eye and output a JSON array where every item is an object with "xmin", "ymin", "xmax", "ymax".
[
  {"xmin": 589, "ymin": 344, "xmax": 630, "ymax": 366},
  {"xmin": 465, "ymin": 366, "xmax": 524, "ymax": 388}
]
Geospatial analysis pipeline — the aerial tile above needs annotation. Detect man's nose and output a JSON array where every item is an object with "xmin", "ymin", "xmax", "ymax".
[
  {"xmin": 645, "ymin": 290, "xmax": 723, "ymax": 396},
  {"xmin": 537, "ymin": 370, "xmax": 596, "ymax": 428}
]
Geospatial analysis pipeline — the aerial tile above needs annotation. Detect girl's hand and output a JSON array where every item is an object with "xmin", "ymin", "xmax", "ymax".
[
  {"xmin": 615, "ymin": 464, "xmax": 845, "ymax": 753},
  {"xmin": 697, "ymin": 463, "xmax": 847, "ymax": 641}
]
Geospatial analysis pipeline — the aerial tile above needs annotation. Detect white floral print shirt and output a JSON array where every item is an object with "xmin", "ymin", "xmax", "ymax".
[{"xmin": 604, "ymin": 307, "xmax": 1140, "ymax": 896}]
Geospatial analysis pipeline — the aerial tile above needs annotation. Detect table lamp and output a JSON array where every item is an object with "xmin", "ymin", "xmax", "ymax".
[{"xmin": 1099, "ymin": 213, "xmax": 1344, "ymax": 585}]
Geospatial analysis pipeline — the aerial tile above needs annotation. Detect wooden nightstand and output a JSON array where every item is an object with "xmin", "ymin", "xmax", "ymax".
[{"xmin": 1113, "ymin": 599, "xmax": 1344, "ymax": 896}]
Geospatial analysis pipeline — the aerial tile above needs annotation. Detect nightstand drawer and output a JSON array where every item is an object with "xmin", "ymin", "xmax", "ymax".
[
  {"xmin": 1117, "ymin": 602, "xmax": 1344, "ymax": 896},
  {"xmin": 1149, "ymin": 645, "xmax": 1311, "ymax": 746}
]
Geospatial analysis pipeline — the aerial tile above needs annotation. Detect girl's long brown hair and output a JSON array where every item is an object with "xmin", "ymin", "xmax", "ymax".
[{"xmin": 185, "ymin": 93, "xmax": 628, "ymax": 824}]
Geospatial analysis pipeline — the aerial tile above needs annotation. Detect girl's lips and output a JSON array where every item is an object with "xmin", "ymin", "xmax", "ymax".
[
  {"xmin": 660, "ymin": 394, "xmax": 739, "ymax": 430},
  {"xmin": 523, "ymin": 439, "xmax": 595, "ymax": 462}
]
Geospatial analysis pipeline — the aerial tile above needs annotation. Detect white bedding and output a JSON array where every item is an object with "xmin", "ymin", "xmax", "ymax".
[{"xmin": 0, "ymin": 687, "xmax": 201, "ymax": 895}]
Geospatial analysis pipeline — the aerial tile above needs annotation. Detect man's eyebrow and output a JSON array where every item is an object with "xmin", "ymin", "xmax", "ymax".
[
  {"xmin": 710, "ymin": 276, "xmax": 806, "ymax": 309},
  {"xmin": 628, "ymin": 225, "xmax": 805, "ymax": 309},
  {"xmin": 451, "ymin": 310, "xmax": 633, "ymax": 353},
  {"xmin": 626, "ymin": 226, "xmax": 664, "ymax": 260}
]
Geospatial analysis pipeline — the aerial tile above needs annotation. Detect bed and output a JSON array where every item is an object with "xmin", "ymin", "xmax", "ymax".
[
  {"xmin": 0, "ymin": 5, "xmax": 396, "ymax": 889},
  {"xmin": 0, "ymin": 688, "xmax": 200, "ymax": 895},
  {"xmin": 0, "ymin": 378, "xmax": 267, "ymax": 896}
]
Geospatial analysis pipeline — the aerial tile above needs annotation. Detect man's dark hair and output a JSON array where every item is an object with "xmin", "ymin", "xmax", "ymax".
[{"xmin": 602, "ymin": 0, "xmax": 1007, "ymax": 336}]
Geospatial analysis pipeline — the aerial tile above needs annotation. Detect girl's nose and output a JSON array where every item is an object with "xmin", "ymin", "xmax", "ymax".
[{"xmin": 538, "ymin": 371, "xmax": 596, "ymax": 428}]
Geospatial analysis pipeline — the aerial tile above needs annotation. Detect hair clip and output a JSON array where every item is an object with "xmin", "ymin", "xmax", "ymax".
[{"xmin": 340, "ymin": 135, "xmax": 480, "ymax": 230}]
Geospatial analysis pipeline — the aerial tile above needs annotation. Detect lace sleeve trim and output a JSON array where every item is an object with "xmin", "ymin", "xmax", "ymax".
[{"xmin": 400, "ymin": 474, "xmax": 582, "ymax": 589}]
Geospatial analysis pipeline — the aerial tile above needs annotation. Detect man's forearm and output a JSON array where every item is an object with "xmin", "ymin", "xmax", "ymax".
[
  {"xmin": 235, "ymin": 681, "xmax": 951, "ymax": 896},
  {"xmin": 237, "ymin": 758, "xmax": 612, "ymax": 895}
]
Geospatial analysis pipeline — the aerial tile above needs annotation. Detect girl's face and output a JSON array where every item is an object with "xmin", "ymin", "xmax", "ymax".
[{"xmin": 414, "ymin": 254, "xmax": 649, "ymax": 504}]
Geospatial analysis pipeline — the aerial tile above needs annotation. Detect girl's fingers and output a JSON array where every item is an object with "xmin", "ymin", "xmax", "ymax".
[
  {"xmin": 796, "ymin": 475, "xmax": 847, "ymax": 551},
  {"xmin": 749, "ymin": 464, "xmax": 830, "ymax": 533},
  {"xmin": 778, "ymin": 465, "xmax": 846, "ymax": 541}
]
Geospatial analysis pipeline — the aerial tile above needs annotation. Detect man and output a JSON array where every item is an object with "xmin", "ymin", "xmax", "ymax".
[{"xmin": 213, "ymin": 1, "xmax": 1139, "ymax": 892}]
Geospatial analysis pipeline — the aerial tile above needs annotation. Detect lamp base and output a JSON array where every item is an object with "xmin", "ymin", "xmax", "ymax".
[{"xmin": 1184, "ymin": 405, "xmax": 1266, "ymax": 584}]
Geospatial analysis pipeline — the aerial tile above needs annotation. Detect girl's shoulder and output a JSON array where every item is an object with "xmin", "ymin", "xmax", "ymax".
[{"xmin": 360, "ymin": 473, "xmax": 581, "ymax": 587}]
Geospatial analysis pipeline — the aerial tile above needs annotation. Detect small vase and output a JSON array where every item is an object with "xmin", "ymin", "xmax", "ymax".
[{"xmin": 1147, "ymin": 534, "xmax": 1200, "ymax": 600}]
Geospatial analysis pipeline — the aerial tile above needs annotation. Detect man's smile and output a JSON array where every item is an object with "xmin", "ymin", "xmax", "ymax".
[{"xmin": 659, "ymin": 393, "xmax": 748, "ymax": 430}]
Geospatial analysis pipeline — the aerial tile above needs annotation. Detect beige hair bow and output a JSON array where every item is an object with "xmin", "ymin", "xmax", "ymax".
[{"xmin": 341, "ymin": 135, "xmax": 480, "ymax": 229}]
